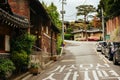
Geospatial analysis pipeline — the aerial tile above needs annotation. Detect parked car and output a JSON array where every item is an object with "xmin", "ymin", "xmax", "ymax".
[
  {"xmin": 104, "ymin": 42, "xmax": 112, "ymax": 59},
  {"xmin": 96, "ymin": 41, "xmax": 102, "ymax": 52},
  {"xmin": 104, "ymin": 42, "xmax": 120, "ymax": 61},
  {"xmin": 100, "ymin": 41, "xmax": 107, "ymax": 54},
  {"xmin": 96, "ymin": 41, "xmax": 107, "ymax": 53},
  {"xmin": 113, "ymin": 45, "xmax": 120, "ymax": 65}
]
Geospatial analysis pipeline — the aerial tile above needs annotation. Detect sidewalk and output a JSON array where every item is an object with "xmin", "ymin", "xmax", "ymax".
[
  {"xmin": 13, "ymin": 60, "xmax": 54, "ymax": 80},
  {"xmin": 12, "ymin": 47, "xmax": 64, "ymax": 80}
]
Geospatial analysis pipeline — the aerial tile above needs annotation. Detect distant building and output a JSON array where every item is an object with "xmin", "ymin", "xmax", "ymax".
[{"xmin": 72, "ymin": 29, "xmax": 103, "ymax": 41}]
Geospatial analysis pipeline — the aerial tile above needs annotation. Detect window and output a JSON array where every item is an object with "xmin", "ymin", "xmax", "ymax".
[
  {"xmin": 0, "ymin": 35, "xmax": 10, "ymax": 52},
  {"xmin": 46, "ymin": 26, "xmax": 48, "ymax": 34},
  {"xmin": 0, "ymin": 35, "xmax": 5, "ymax": 51},
  {"xmin": 5, "ymin": 35, "xmax": 10, "ymax": 51}
]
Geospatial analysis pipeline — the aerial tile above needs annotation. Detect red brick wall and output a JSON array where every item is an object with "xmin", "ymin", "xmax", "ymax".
[
  {"xmin": 106, "ymin": 16, "xmax": 120, "ymax": 41},
  {"xmin": 41, "ymin": 27, "xmax": 57, "ymax": 55},
  {"xmin": 8, "ymin": 0, "xmax": 30, "ymax": 19},
  {"xmin": 106, "ymin": 16, "xmax": 120, "ymax": 35},
  {"xmin": 41, "ymin": 33, "xmax": 51, "ymax": 54},
  {"xmin": 52, "ymin": 39, "xmax": 57, "ymax": 55}
]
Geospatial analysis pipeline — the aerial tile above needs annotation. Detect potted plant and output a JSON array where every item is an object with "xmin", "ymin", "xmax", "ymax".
[
  {"xmin": 50, "ymin": 55, "xmax": 58, "ymax": 61},
  {"xmin": 29, "ymin": 63, "xmax": 40, "ymax": 75}
]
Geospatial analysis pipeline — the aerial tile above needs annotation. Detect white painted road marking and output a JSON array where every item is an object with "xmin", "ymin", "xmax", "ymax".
[
  {"xmin": 42, "ymin": 73, "xmax": 56, "ymax": 80},
  {"xmin": 44, "ymin": 64, "xmax": 120, "ymax": 80},
  {"xmin": 93, "ymin": 70, "xmax": 99, "ymax": 80},
  {"xmin": 73, "ymin": 71, "xmax": 79, "ymax": 80},
  {"xmin": 50, "ymin": 65, "xmax": 66, "ymax": 73},
  {"xmin": 109, "ymin": 70, "xmax": 119, "ymax": 77},
  {"xmin": 102, "ymin": 70, "xmax": 109, "ymax": 77},
  {"xmin": 97, "ymin": 71, "xmax": 103, "ymax": 77},
  {"xmin": 63, "ymin": 69, "xmax": 72, "ymax": 80},
  {"xmin": 84, "ymin": 71, "xmax": 91, "ymax": 80}
]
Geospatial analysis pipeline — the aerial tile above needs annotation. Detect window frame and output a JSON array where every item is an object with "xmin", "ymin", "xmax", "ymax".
[{"xmin": 0, "ymin": 35, "xmax": 5, "ymax": 52}]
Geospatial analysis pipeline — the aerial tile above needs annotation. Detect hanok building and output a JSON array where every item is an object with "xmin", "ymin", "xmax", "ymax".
[
  {"xmin": 6, "ymin": 0, "xmax": 60, "ymax": 64},
  {"xmin": 72, "ymin": 29, "xmax": 102, "ymax": 41},
  {"xmin": 0, "ymin": 1, "xmax": 29, "ymax": 57}
]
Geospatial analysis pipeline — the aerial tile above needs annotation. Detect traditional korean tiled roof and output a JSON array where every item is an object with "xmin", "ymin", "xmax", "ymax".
[
  {"xmin": 51, "ymin": 23, "xmax": 60, "ymax": 33},
  {"xmin": 72, "ymin": 29, "xmax": 103, "ymax": 34},
  {"xmin": 0, "ymin": 8, "xmax": 29, "ymax": 28},
  {"xmin": 30, "ymin": 0, "xmax": 50, "ymax": 20},
  {"xmin": 30, "ymin": 0, "xmax": 60, "ymax": 33}
]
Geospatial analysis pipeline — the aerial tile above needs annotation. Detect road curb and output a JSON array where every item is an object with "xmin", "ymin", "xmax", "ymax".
[
  {"xmin": 13, "ymin": 72, "xmax": 30, "ymax": 80},
  {"xmin": 13, "ymin": 47, "xmax": 65, "ymax": 80}
]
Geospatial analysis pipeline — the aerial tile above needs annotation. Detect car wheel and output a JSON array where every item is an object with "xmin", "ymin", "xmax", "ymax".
[
  {"xmin": 108, "ymin": 54, "xmax": 112, "ymax": 61},
  {"xmin": 101, "ymin": 51, "xmax": 104, "ymax": 54},
  {"xmin": 113, "ymin": 54, "xmax": 119, "ymax": 65}
]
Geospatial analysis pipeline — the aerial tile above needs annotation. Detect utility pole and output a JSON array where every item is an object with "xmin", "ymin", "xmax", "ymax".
[
  {"xmin": 60, "ymin": 0, "xmax": 66, "ymax": 46},
  {"xmin": 102, "ymin": 8, "xmax": 105, "ymax": 41},
  {"xmin": 84, "ymin": 15, "xmax": 87, "ymax": 41}
]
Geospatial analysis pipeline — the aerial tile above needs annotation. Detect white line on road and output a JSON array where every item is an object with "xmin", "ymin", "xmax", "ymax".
[
  {"xmin": 97, "ymin": 71, "xmax": 103, "ymax": 77},
  {"xmin": 63, "ymin": 69, "xmax": 72, "ymax": 80},
  {"xmin": 42, "ymin": 73, "xmax": 56, "ymax": 80},
  {"xmin": 102, "ymin": 70, "xmax": 109, "ymax": 77},
  {"xmin": 95, "ymin": 50, "xmax": 112, "ymax": 64},
  {"xmin": 73, "ymin": 71, "xmax": 79, "ymax": 80},
  {"xmin": 102, "ymin": 77, "xmax": 120, "ymax": 80},
  {"xmin": 84, "ymin": 71, "xmax": 91, "ymax": 80},
  {"xmin": 109, "ymin": 70, "xmax": 119, "ymax": 77},
  {"xmin": 93, "ymin": 70, "xmax": 99, "ymax": 80}
]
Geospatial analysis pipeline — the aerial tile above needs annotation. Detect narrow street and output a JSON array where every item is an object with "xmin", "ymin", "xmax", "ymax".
[
  {"xmin": 0, "ymin": 0, "xmax": 120, "ymax": 80},
  {"xmin": 27, "ymin": 40, "xmax": 120, "ymax": 80}
]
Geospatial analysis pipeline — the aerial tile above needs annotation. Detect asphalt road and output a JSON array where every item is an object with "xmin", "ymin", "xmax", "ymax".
[{"xmin": 27, "ymin": 40, "xmax": 120, "ymax": 80}]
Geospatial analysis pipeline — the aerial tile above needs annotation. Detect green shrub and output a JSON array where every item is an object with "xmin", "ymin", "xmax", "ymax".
[
  {"xmin": 11, "ymin": 50, "xmax": 29, "ymax": 72},
  {"xmin": 11, "ymin": 33, "xmax": 36, "ymax": 55},
  {"xmin": 57, "ymin": 36, "xmax": 62, "ymax": 55},
  {"xmin": 11, "ymin": 33, "xmax": 36, "ymax": 73},
  {"xmin": 30, "ymin": 63, "xmax": 39, "ymax": 68},
  {"xmin": 64, "ymin": 33, "xmax": 73, "ymax": 40},
  {"xmin": 0, "ymin": 58, "xmax": 15, "ymax": 79}
]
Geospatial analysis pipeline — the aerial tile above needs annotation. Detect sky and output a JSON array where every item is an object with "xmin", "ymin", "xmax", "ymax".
[{"xmin": 39, "ymin": 0, "xmax": 100, "ymax": 21}]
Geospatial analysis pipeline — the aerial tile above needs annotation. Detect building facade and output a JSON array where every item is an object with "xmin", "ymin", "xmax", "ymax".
[
  {"xmin": 0, "ymin": 1, "xmax": 29, "ymax": 57},
  {"xmin": 0, "ymin": 0, "xmax": 59, "ymax": 59}
]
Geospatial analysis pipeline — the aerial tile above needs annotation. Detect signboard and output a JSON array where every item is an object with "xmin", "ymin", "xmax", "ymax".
[{"xmin": 105, "ymin": 35, "xmax": 110, "ymax": 40}]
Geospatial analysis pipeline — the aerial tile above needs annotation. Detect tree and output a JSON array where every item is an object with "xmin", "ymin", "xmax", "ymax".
[
  {"xmin": 42, "ymin": 2, "xmax": 62, "ymax": 54},
  {"xmin": 76, "ymin": 5, "xmax": 96, "ymax": 40},
  {"xmin": 76, "ymin": 5, "xmax": 96, "ymax": 21},
  {"xmin": 91, "ymin": 16, "xmax": 102, "ymax": 29},
  {"xmin": 98, "ymin": 0, "xmax": 120, "ymax": 20},
  {"xmin": 47, "ymin": 3, "xmax": 61, "ymax": 29},
  {"xmin": 42, "ymin": 2, "xmax": 62, "ymax": 30}
]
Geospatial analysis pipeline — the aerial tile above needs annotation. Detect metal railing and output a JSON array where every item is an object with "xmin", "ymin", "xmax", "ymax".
[{"xmin": 32, "ymin": 45, "xmax": 42, "ymax": 51}]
